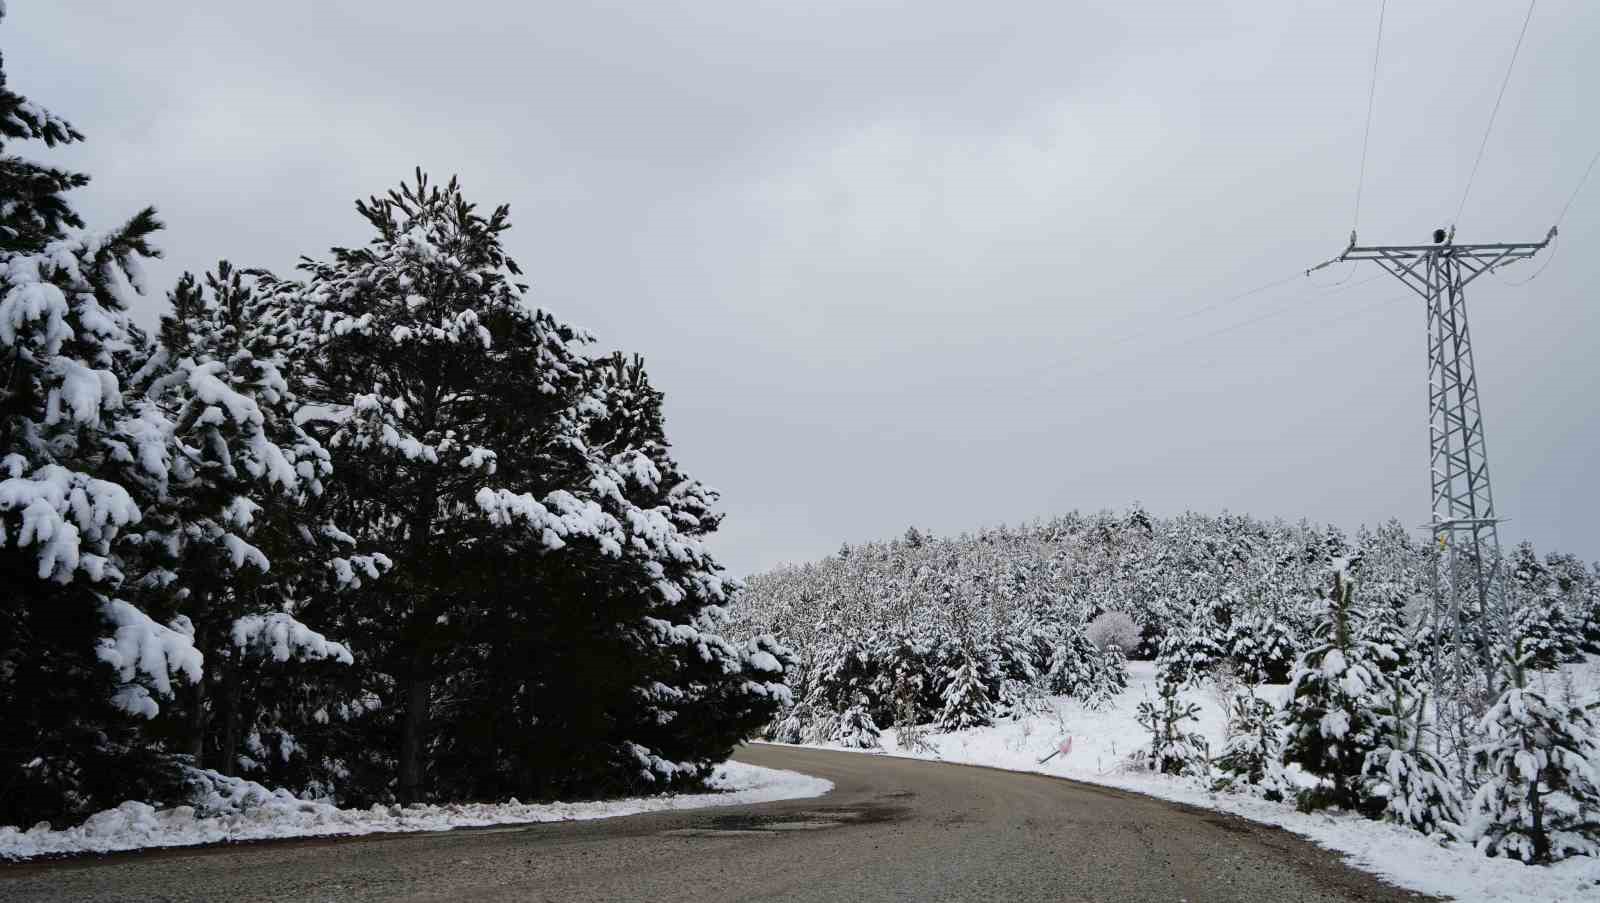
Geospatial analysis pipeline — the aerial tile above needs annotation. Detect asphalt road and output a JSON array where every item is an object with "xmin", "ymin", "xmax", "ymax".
[{"xmin": 1, "ymin": 744, "xmax": 1435, "ymax": 902}]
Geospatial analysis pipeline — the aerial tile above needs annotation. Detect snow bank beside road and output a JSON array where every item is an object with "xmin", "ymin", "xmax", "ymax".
[
  {"xmin": 0, "ymin": 761, "xmax": 831, "ymax": 861},
  {"xmin": 769, "ymin": 659, "xmax": 1600, "ymax": 903}
]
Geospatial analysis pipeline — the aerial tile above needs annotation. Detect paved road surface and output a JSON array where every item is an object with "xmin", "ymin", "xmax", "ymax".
[{"xmin": 1, "ymin": 744, "xmax": 1434, "ymax": 902}]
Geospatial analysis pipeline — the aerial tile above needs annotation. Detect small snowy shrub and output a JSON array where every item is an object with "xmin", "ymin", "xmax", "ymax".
[
  {"xmin": 1086, "ymin": 612, "xmax": 1140, "ymax": 657},
  {"xmin": 1213, "ymin": 685, "xmax": 1284, "ymax": 798},
  {"xmin": 1465, "ymin": 639, "xmax": 1600, "ymax": 863},
  {"xmin": 768, "ymin": 701, "xmax": 813, "ymax": 744},
  {"xmin": 1135, "ymin": 677, "xmax": 1208, "ymax": 777},
  {"xmin": 1361, "ymin": 676, "xmax": 1462, "ymax": 837},
  {"xmin": 895, "ymin": 705, "xmax": 935, "ymax": 754},
  {"xmin": 831, "ymin": 703, "xmax": 882, "ymax": 750}
]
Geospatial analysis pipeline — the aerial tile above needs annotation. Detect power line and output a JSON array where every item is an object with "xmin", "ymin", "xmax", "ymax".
[
  {"xmin": 1454, "ymin": 0, "xmax": 1537, "ymax": 230},
  {"xmin": 1094, "ymin": 270, "xmax": 1305, "ymax": 351},
  {"xmin": 1090, "ymin": 266, "xmax": 1386, "ymax": 361},
  {"xmin": 1554, "ymin": 145, "xmax": 1600, "ymax": 227},
  {"xmin": 1352, "ymin": 0, "xmax": 1387, "ymax": 234},
  {"xmin": 1075, "ymin": 290, "xmax": 1408, "ymax": 381},
  {"xmin": 1487, "ymin": 146, "xmax": 1596, "ymax": 286}
]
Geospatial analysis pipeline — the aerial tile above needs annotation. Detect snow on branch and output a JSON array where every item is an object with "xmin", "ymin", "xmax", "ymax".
[
  {"xmin": 328, "ymin": 552, "xmax": 391, "ymax": 590},
  {"xmin": 231, "ymin": 613, "xmax": 354, "ymax": 665},
  {"xmin": 95, "ymin": 599, "xmax": 203, "ymax": 718},
  {"xmin": 623, "ymin": 741, "xmax": 700, "ymax": 784},
  {"xmin": 473, "ymin": 486, "xmax": 626, "ymax": 555},
  {"xmin": 0, "ymin": 462, "xmax": 140, "ymax": 581}
]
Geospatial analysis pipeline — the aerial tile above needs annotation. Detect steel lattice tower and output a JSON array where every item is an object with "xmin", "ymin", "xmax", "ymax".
[{"xmin": 1313, "ymin": 227, "xmax": 1554, "ymax": 663}]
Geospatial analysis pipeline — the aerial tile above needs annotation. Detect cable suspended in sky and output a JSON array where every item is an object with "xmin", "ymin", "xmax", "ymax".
[
  {"xmin": 1454, "ymin": 0, "xmax": 1537, "ymax": 231},
  {"xmin": 1494, "ymin": 145, "xmax": 1599, "ymax": 286},
  {"xmin": 1351, "ymin": 0, "xmax": 1387, "ymax": 237}
]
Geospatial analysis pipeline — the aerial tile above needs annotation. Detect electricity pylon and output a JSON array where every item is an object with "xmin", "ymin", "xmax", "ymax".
[{"xmin": 1310, "ymin": 226, "xmax": 1555, "ymax": 678}]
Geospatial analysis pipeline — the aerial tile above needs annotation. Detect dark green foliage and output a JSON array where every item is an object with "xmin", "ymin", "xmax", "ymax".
[
  {"xmin": 0, "ymin": 12, "xmax": 178, "ymax": 826},
  {"xmin": 1362, "ymin": 675, "xmax": 1462, "ymax": 835},
  {"xmin": 274, "ymin": 171, "xmax": 780, "ymax": 804}
]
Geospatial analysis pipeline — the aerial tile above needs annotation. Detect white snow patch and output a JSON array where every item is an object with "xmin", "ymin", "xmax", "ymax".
[{"xmin": 0, "ymin": 761, "xmax": 831, "ymax": 861}]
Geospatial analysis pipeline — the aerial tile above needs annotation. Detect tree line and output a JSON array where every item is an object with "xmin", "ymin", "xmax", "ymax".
[{"xmin": 732, "ymin": 510, "xmax": 1600, "ymax": 862}]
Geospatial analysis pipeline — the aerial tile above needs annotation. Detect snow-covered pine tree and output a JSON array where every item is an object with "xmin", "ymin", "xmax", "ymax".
[
  {"xmin": 869, "ymin": 626, "xmax": 937, "ymax": 728},
  {"xmin": 1279, "ymin": 558, "xmax": 1383, "ymax": 812},
  {"xmin": 1361, "ymin": 673, "xmax": 1462, "ymax": 836},
  {"xmin": 275, "ymin": 171, "xmax": 600, "ymax": 803},
  {"xmin": 1135, "ymin": 674, "xmax": 1207, "ymax": 777},
  {"xmin": 1044, "ymin": 616, "xmax": 1097, "ymax": 697},
  {"xmin": 280, "ymin": 172, "xmax": 779, "ymax": 803},
  {"xmin": 1501, "ymin": 562, "xmax": 1583, "ymax": 672},
  {"xmin": 1154, "ymin": 614, "xmax": 1224, "ymax": 688},
  {"xmin": 1540, "ymin": 553, "xmax": 1600, "ymax": 654},
  {"xmin": 1044, "ymin": 614, "xmax": 1126, "ymax": 708},
  {"xmin": 769, "ymin": 697, "xmax": 816, "ymax": 744},
  {"xmin": 0, "ymin": 13, "xmax": 201, "ymax": 825},
  {"xmin": 1466, "ymin": 636, "xmax": 1600, "ymax": 863},
  {"xmin": 564, "ymin": 350, "xmax": 787, "ymax": 794},
  {"xmin": 1213, "ymin": 684, "xmax": 1283, "ymax": 796},
  {"xmin": 125, "ymin": 262, "xmax": 389, "ymax": 778},
  {"xmin": 1355, "ymin": 578, "xmax": 1418, "ymax": 681},
  {"xmin": 939, "ymin": 650, "xmax": 995, "ymax": 731},
  {"xmin": 1227, "ymin": 607, "xmax": 1299, "ymax": 684},
  {"xmin": 1096, "ymin": 640, "xmax": 1130, "ymax": 705},
  {"xmin": 832, "ymin": 698, "xmax": 882, "ymax": 749}
]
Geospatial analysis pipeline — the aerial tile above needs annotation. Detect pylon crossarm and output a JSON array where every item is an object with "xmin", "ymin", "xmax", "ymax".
[
  {"xmin": 1374, "ymin": 252, "xmax": 1432, "ymax": 299},
  {"xmin": 1342, "ymin": 238, "xmax": 1551, "ymax": 256},
  {"xmin": 1452, "ymin": 246, "xmax": 1538, "ymax": 286}
]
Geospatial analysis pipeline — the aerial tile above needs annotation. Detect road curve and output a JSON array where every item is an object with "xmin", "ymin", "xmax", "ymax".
[{"xmin": 1, "ymin": 744, "xmax": 1435, "ymax": 902}]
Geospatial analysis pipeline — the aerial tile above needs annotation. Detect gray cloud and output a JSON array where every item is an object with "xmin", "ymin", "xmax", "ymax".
[{"xmin": 11, "ymin": 0, "xmax": 1598, "ymax": 574}]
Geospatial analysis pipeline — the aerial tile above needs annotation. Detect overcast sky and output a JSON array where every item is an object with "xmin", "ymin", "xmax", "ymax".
[{"xmin": 11, "ymin": 1, "xmax": 1598, "ymax": 575}]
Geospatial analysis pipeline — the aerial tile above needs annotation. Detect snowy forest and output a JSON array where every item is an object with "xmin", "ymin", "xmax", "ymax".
[
  {"xmin": 0, "ymin": 19, "xmax": 786, "ymax": 831},
  {"xmin": 731, "ymin": 511, "xmax": 1600, "ymax": 863}
]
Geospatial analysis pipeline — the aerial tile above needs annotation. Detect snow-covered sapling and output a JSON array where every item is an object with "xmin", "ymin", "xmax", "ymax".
[
  {"xmin": 1279, "ymin": 558, "xmax": 1384, "ymax": 812},
  {"xmin": 1135, "ymin": 676, "xmax": 1208, "ymax": 778},
  {"xmin": 1465, "ymin": 637, "xmax": 1600, "ymax": 863},
  {"xmin": 1213, "ymin": 684, "xmax": 1284, "ymax": 797}
]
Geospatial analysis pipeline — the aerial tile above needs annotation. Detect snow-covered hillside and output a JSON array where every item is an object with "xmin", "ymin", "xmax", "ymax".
[{"xmin": 772, "ymin": 659, "xmax": 1600, "ymax": 903}]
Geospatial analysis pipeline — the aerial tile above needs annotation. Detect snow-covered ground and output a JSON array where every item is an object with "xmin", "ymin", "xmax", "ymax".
[
  {"xmin": 771, "ymin": 658, "xmax": 1600, "ymax": 903},
  {"xmin": 0, "ymin": 761, "xmax": 831, "ymax": 861}
]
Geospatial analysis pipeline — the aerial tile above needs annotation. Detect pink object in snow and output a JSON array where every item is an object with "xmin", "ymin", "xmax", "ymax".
[{"xmin": 1059, "ymin": 737, "xmax": 1073, "ymax": 756}]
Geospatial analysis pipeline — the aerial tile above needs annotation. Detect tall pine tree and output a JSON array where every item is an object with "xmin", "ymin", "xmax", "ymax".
[
  {"xmin": 274, "ymin": 172, "xmax": 780, "ymax": 803},
  {"xmin": 0, "ymin": 10, "xmax": 197, "ymax": 824}
]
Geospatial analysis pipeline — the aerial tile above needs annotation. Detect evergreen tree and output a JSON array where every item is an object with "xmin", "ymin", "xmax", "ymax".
[
  {"xmin": 832, "ymin": 698, "xmax": 882, "ymax": 749},
  {"xmin": 1154, "ymin": 615, "xmax": 1224, "ymax": 688},
  {"xmin": 1355, "ymin": 578, "xmax": 1417, "ymax": 681},
  {"xmin": 1361, "ymin": 674, "xmax": 1461, "ymax": 836},
  {"xmin": 126, "ymin": 262, "xmax": 388, "ymax": 777},
  {"xmin": 1279, "ymin": 559, "xmax": 1383, "ymax": 812},
  {"xmin": 1135, "ymin": 675, "xmax": 1207, "ymax": 777},
  {"xmin": 1466, "ymin": 637, "xmax": 1600, "ymax": 863},
  {"xmin": 1045, "ymin": 615, "xmax": 1126, "ymax": 708},
  {"xmin": 276, "ymin": 171, "xmax": 779, "ymax": 802},
  {"xmin": 1229, "ymin": 609, "xmax": 1299, "ymax": 684},
  {"xmin": 938, "ymin": 652, "xmax": 994, "ymax": 731},
  {"xmin": 1213, "ymin": 684, "xmax": 1283, "ymax": 795},
  {"xmin": 0, "ymin": 10, "xmax": 197, "ymax": 825}
]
